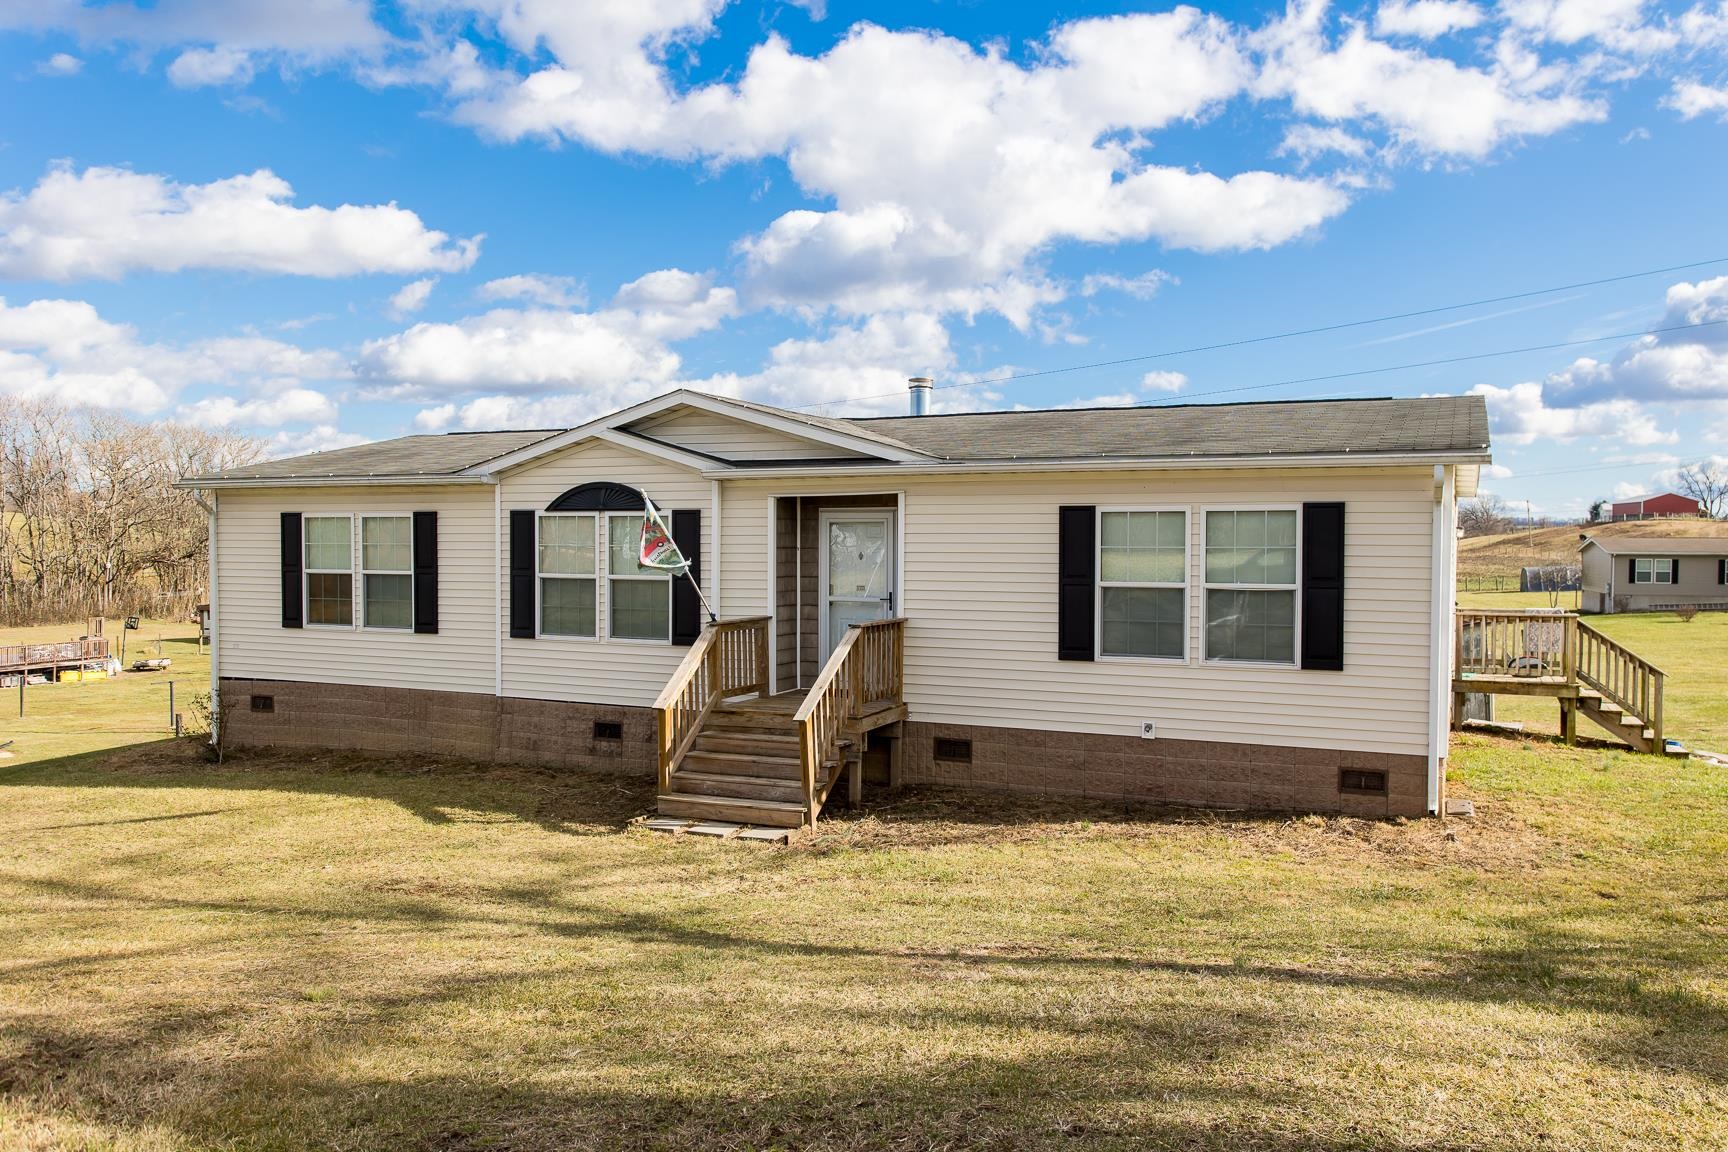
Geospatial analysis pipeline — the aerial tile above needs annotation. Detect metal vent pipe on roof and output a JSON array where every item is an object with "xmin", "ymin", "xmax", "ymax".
[{"xmin": 908, "ymin": 376, "xmax": 932, "ymax": 416}]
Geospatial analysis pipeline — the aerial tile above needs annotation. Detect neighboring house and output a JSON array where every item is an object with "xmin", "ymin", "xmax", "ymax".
[
  {"xmin": 1609, "ymin": 492, "xmax": 1705, "ymax": 521},
  {"xmin": 1579, "ymin": 535, "xmax": 1728, "ymax": 614},
  {"xmin": 180, "ymin": 389, "xmax": 1490, "ymax": 822}
]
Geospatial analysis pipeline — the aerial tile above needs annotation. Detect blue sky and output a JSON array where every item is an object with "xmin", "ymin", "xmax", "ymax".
[{"xmin": 1, "ymin": 0, "xmax": 1725, "ymax": 517}]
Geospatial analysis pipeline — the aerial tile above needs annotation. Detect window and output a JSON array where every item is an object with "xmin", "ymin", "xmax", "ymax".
[
  {"xmin": 1204, "ymin": 509, "xmax": 1298, "ymax": 665},
  {"xmin": 304, "ymin": 515, "xmax": 353, "ymax": 627},
  {"xmin": 538, "ymin": 514, "xmax": 597, "ymax": 637},
  {"xmin": 361, "ymin": 515, "xmax": 413, "ymax": 629},
  {"xmin": 607, "ymin": 513, "xmax": 671, "ymax": 642},
  {"xmin": 1633, "ymin": 558, "xmax": 1674, "ymax": 584},
  {"xmin": 1098, "ymin": 509, "xmax": 1186, "ymax": 659}
]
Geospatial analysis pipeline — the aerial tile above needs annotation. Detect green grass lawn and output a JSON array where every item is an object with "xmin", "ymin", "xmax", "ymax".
[
  {"xmin": 1455, "ymin": 592, "xmax": 1728, "ymax": 752},
  {"xmin": 2, "ymin": 729, "xmax": 1726, "ymax": 1149}
]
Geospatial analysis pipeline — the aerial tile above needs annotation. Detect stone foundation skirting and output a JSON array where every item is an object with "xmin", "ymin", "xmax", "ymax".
[{"xmin": 220, "ymin": 678, "xmax": 1431, "ymax": 817}]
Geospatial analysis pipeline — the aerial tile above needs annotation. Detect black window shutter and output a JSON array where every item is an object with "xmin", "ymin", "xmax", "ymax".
[
  {"xmin": 1671, "ymin": 558, "xmax": 1679, "ymax": 583},
  {"xmin": 1629, "ymin": 558, "xmax": 1637, "ymax": 583},
  {"xmin": 1301, "ymin": 502, "xmax": 1345, "ymax": 671},
  {"xmin": 412, "ymin": 511, "xmax": 439, "ymax": 634},
  {"xmin": 1720, "ymin": 558, "xmax": 1726, "ymax": 585},
  {"xmin": 509, "ymin": 510, "xmax": 535, "ymax": 639},
  {"xmin": 1058, "ymin": 506, "xmax": 1095, "ymax": 661},
  {"xmin": 671, "ymin": 509, "xmax": 703, "ymax": 646},
  {"xmin": 280, "ymin": 512, "xmax": 303, "ymax": 629}
]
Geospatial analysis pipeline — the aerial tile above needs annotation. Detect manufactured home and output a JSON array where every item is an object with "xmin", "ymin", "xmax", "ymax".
[
  {"xmin": 182, "ymin": 388, "xmax": 1492, "ymax": 824},
  {"xmin": 1579, "ymin": 535, "xmax": 1728, "ymax": 614}
]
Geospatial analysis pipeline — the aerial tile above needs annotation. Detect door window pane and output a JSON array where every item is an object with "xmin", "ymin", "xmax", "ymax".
[
  {"xmin": 828, "ymin": 520, "xmax": 888, "ymax": 598},
  {"xmin": 1101, "ymin": 587, "xmax": 1185, "ymax": 658},
  {"xmin": 307, "ymin": 572, "xmax": 353, "ymax": 626},
  {"xmin": 610, "ymin": 578, "xmax": 669, "ymax": 641},
  {"xmin": 541, "ymin": 577, "xmax": 597, "ymax": 637}
]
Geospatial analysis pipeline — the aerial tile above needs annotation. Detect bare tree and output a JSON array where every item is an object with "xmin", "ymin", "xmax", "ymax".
[
  {"xmin": 1675, "ymin": 458, "xmax": 1728, "ymax": 519},
  {"xmin": 1458, "ymin": 493, "xmax": 1514, "ymax": 538}
]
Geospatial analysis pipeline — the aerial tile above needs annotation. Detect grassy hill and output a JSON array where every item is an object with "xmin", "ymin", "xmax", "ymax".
[{"xmin": 1460, "ymin": 518, "xmax": 1728, "ymax": 583}]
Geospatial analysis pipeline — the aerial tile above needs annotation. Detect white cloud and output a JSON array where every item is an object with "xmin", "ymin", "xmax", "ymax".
[
  {"xmin": 0, "ymin": 164, "xmax": 482, "ymax": 281},
  {"xmin": 1141, "ymin": 370, "xmax": 1190, "ymax": 393},
  {"xmin": 1498, "ymin": 0, "xmax": 1672, "ymax": 50},
  {"xmin": 36, "ymin": 52, "xmax": 82, "ymax": 77},
  {"xmin": 266, "ymin": 425, "xmax": 371, "ymax": 458},
  {"xmin": 1374, "ymin": 0, "xmax": 1486, "ymax": 38},
  {"xmin": 413, "ymin": 403, "xmax": 456, "ymax": 431},
  {"xmin": 1664, "ymin": 80, "xmax": 1728, "ymax": 119},
  {"xmin": 167, "ymin": 45, "xmax": 255, "ymax": 88},
  {"xmin": 1483, "ymin": 462, "xmax": 1515, "ymax": 478},
  {"xmin": 389, "ymin": 277, "xmax": 438, "ymax": 318},
  {"xmin": 177, "ymin": 387, "xmax": 338, "ymax": 428},
  {"xmin": 1079, "ymin": 271, "xmax": 1175, "ymax": 300},
  {"xmin": 1469, "ymin": 380, "xmax": 1676, "ymax": 445},
  {"xmin": 356, "ymin": 268, "xmax": 736, "ymax": 399},
  {"xmin": 477, "ymin": 273, "xmax": 586, "ymax": 308},
  {"xmin": 1544, "ymin": 276, "xmax": 1728, "ymax": 403},
  {"xmin": 1276, "ymin": 123, "xmax": 1374, "ymax": 162},
  {"xmin": 0, "ymin": 295, "xmax": 348, "ymax": 416}
]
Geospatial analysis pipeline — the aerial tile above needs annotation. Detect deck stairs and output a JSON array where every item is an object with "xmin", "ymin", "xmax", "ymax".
[
  {"xmin": 657, "ymin": 694, "xmax": 859, "ymax": 828},
  {"xmin": 1574, "ymin": 687, "xmax": 1663, "ymax": 753}
]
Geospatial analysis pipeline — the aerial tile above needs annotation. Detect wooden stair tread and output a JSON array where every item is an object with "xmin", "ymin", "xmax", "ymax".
[
  {"xmin": 669, "ymin": 769, "xmax": 817, "ymax": 802},
  {"xmin": 656, "ymin": 793, "xmax": 807, "ymax": 828}
]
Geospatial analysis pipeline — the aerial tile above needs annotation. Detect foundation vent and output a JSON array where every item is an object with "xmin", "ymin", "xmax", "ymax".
[
  {"xmin": 933, "ymin": 737, "xmax": 972, "ymax": 763},
  {"xmin": 249, "ymin": 695, "xmax": 274, "ymax": 713},
  {"xmin": 593, "ymin": 720, "xmax": 624, "ymax": 741},
  {"xmin": 1339, "ymin": 768, "xmax": 1388, "ymax": 796}
]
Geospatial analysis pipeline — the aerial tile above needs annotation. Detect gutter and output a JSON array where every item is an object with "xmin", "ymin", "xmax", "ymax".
[
  {"xmin": 699, "ymin": 449, "xmax": 1493, "ymax": 481},
  {"xmin": 174, "ymin": 474, "xmax": 495, "ymax": 491}
]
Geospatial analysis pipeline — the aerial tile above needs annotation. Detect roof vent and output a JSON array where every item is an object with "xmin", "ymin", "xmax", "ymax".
[{"xmin": 908, "ymin": 376, "xmax": 933, "ymax": 416}]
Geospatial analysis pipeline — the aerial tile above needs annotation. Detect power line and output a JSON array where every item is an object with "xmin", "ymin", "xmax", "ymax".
[
  {"xmin": 1129, "ymin": 318, "xmax": 1728, "ymax": 407},
  {"xmin": 791, "ymin": 254, "xmax": 1728, "ymax": 411}
]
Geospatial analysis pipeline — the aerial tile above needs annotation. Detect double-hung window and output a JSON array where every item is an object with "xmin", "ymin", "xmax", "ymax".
[
  {"xmin": 1098, "ymin": 509, "xmax": 1187, "ymax": 659},
  {"xmin": 1632, "ymin": 558, "xmax": 1673, "ymax": 584},
  {"xmin": 304, "ymin": 515, "xmax": 354, "ymax": 627},
  {"xmin": 607, "ymin": 513, "xmax": 671, "ymax": 642},
  {"xmin": 538, "ymin": 514, "xmax": 597, "ymax": 637},
  {"xmin": 1204, "ymin": 509, "xmax": 1298, "ymax": 665},
  {"xmin": 360, "ymin": 515, "xmax": 413, "ymax": 629}
]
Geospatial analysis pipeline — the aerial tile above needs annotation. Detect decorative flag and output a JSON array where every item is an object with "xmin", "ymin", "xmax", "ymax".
[{"xmin": 638, "ymin": 497, "xmax": 689, "ymax": 576}]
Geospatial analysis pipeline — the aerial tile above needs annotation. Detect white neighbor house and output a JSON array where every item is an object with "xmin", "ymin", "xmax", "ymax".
[{"xmin": 182, "ymin": 388, "xmax": 1490, "ymax": 824}]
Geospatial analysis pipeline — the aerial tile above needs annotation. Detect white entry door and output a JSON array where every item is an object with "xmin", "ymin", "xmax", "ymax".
[{"xmin": 818, "ymin": 510, "xmax": 896, "ymax": 662}]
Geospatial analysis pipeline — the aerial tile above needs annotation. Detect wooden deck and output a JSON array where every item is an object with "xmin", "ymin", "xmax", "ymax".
[{"xmin": 1453, "ymin": 609, "xmax": 1674, "ymax": 754}]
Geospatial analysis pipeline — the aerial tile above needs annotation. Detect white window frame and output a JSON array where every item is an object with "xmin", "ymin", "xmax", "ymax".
[
  {"xmin": 605, "ymin": 510, "xmax": 673, "ymax": 645},
  {"xmin": 1632, "ymin": 557, "xmax": 1673, "ymax": 585},
  {"xmin": 1095, "ymin": 506, "xmax": 1189, "ymax": 663},
  {"xmin": 303, "ymin": 513, "xmax": 356, "ymax": 630},
  {"xmin": 535, "ymin": 511, "xmax": 599, "ymax": 641},
  {"xmin": 1200, "ymin": 504, "xmax": 1302, "ymax": 668},
  {"xmin": 358, "ymin": 513, "xmax": 414, "ymax": 632}
]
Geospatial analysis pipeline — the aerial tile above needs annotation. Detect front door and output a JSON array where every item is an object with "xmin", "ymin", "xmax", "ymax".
[{"xmin": 818, "ymin": 510, "xmax": 896, "ymax": 662}]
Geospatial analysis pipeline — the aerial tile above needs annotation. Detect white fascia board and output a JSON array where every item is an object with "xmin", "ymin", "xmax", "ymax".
[
  {"xmin": 698, "ymin": 449, "xmax": 1493, "ymax": 481},
  {"xmin": 591, "ymin": 428, "xmax": 728, "ymax": 472},
  {"xmin": 174, "ymin": 474, "xmax": 495, "ymax": 490}
]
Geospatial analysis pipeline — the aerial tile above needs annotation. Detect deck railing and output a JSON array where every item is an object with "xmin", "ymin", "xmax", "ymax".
[
  {"xmin": 651, "ymin": 616, "xmax": 770, "ymax": 794},
  {"xmin": 1575, "ymin": 619, "xmax": 1665, "ymax": 746},
  {"xmin": 794, "ymin": 618, "xmax": 906, "ymax": 826},
  {"xmin": 0, "ymin": 637, "xmax": 110, "ymax": 673},
  {"xmin": 1455, "ymin": 610, "xmax": 1576, "ymax": 681}
]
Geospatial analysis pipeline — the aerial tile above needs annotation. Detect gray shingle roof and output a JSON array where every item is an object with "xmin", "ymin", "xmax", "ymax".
[
  {"xmin": 185, "ymin": 393, "xmax": 1489, "ymax": 484},
  {"xmin": 855, "ymin": 396, "xmax": 1490, "ymax": 461},
  {"xmin": 1582, "ymin": 536, "xmax": 1728, "ymax": 556},
  {"xmin": 194, "ymin": 429, "xmax": 561, "ymax": 482}
]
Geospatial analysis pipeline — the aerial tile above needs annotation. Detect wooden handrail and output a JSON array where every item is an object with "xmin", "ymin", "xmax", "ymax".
[
  {"xmin": 794, "ymin": 617, "xmax": 906, "ymax": 826},
  {"xmin": 1575, "ymin": 619, "xmax": 1665, "ymax": 745},
  {"xmin": 653, "ymin": 616, "xmax": 771, "ymax": 794},
  {"xmin": 0, "ymin": 637, "xmax": 110, "ymax": 671}
]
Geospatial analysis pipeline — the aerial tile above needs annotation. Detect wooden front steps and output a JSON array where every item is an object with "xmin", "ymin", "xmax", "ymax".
[
  {"xmin": 1575, "ymin": 688, "xmax": 1661, "ymax": 753},
  {"xmin": 658, "ymin": 694, "xmax": 849, "ymax": 828}
]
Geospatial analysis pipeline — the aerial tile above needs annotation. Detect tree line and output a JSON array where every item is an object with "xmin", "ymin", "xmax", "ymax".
[{"xmin": 1, "ymin": 397, "xmax": 260, "ymax": 626}]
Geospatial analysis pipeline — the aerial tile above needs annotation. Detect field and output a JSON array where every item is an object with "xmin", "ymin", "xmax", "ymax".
[
  {"xmin": 3, "ymin": 624, "xmax": 1728, "ymax": 1149},
  {"xmin": 1458, "ymin": 518, "xmax": 1728, "ymax": 586}
]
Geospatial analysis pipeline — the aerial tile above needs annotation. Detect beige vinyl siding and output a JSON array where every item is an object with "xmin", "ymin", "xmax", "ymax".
[
  {"xmin": 498, "ymin": 438, "xmax": 711, "ymax": 706},
  {"xmin": 628, "ymin": 407, "xmax": 871, "ymax": 461},
  {"xmin": 216, "ymin": 485, "xmax": 496, "ymax": 694},
  {"xmin": 718, "ymin": 467, "xmax": 1436, "ymax": 756}
]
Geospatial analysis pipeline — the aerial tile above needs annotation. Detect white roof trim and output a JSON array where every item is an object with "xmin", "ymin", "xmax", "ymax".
[
  {"xmin": 175, "ymin": 474, "xmax": 495, "ymax": 491},
  {"xmin": 466, "ymin": 389, "xmax": 931, "ymax": 476},
  {"xmin": 698, "ymin": 448, "xmax": 1493, "ymax": 480}
]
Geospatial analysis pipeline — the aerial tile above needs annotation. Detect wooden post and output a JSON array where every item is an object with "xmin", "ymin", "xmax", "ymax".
[
  {"xmin": 1560, "ymin": 698, "xmax": 1576, "ymax": 746},
  {"xmin": 888, "ymin": 730, "xmax": 903, "ymax": 791},
  {"xmin": 848, "ymin": 746, "xmax": 863, "ymax": 807},
  {"xmin": 1451, "ymin": 691, "xmax": 1466, "ymax": 732},
  {"xmin": 1561, "ymin": 615, "xmax": 1577, "ymax": 685},
  {"xmin": 754, "ymin": 618, "xmax": 769, "ymax": 697}
]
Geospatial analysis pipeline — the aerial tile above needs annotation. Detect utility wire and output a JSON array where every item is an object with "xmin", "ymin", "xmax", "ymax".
[
  {"xmin": 791, "ymin": 255, "xmax": 1728, "ymax": 411},
  {"xmin": 1129, "ymin": 318, "xmax": 1728, "ymax": 407}
]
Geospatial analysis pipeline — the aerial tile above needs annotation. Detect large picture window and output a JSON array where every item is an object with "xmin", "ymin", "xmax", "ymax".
[
  {"xmin": 1204, "ymin": 509, "xmax": 1298, "ymax": 665},
  {"xmin": 1098, "ymin": 509, "xmax": 1186, "ymax": 659},
  {"xmin": 1632, "ymin": 558, "xmax": 1673, "ymax": 584},
  {"xmin": 361, "ymin": 515, "xmax": 413, "ymax": 629},
  {"xmin": 607, "ymin": 513, "xmax": 671, "ymax": 642},
  {"xmin": 304, "ymin": 515, "xmax": 354, "ymax": 627},
  {"xmin": 538, "ymin": 514, "xmax": 597, "ymax": 637}
]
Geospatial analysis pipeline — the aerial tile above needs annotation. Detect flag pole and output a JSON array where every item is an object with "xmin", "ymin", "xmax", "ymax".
[{"xmin": 638, "ymin": 490, "xmax": 718, "ymax": 625}]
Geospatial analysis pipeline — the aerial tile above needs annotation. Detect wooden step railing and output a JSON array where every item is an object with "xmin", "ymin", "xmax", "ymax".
[
  {"xmin": 794, "ymin": 618, "xmax": 906, "ymax": 826},
  {"xmin": 1575, "ymin": 619, "xmax": 1664, "ymax": 745},
  {"xmin": 652, "ymin": 616, "xmax": 770, "ymax": 794},
  {"xmin": 1, "ymin": 636, "xmax": 110, "ymax": 672}
]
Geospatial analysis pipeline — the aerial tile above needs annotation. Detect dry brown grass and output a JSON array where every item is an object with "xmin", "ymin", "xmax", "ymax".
[
  {"xmin": 3, "ymin": 733, "xmax": 1725, "ymax": 1151},
  {"xmin": 1460, "ymin": 519, "xmax": 1728, "ymax": 581}
]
